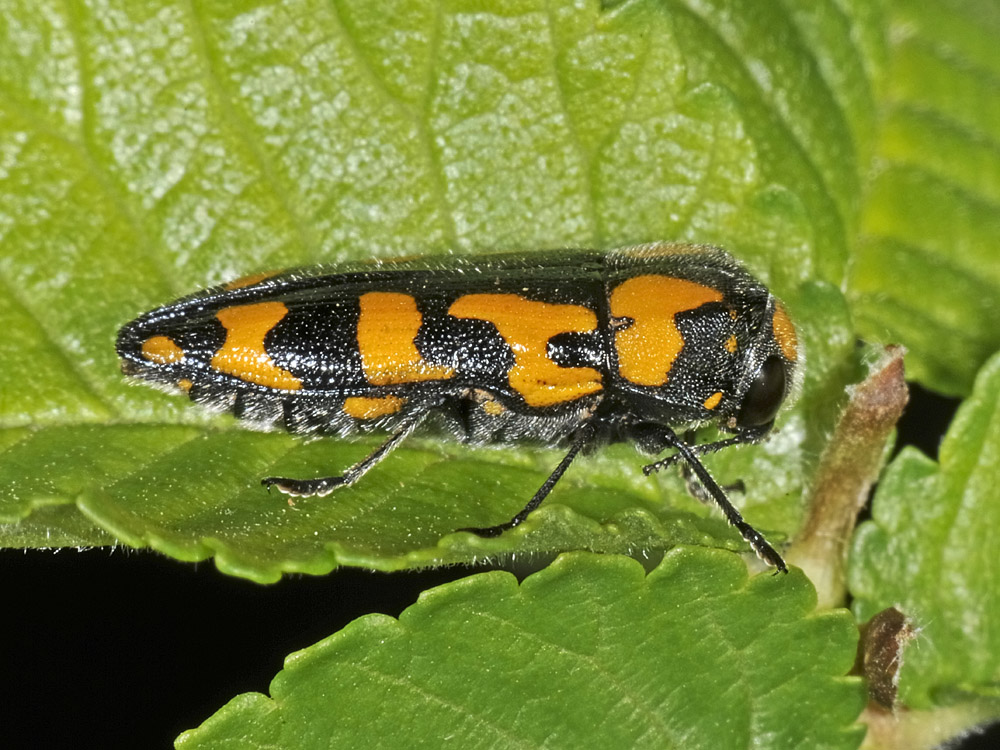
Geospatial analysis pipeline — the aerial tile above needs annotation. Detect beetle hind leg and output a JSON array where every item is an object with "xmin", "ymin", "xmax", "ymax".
[
  {"xmin": 262, "ymin": 408, "xmax": 430, "ymax": 498},
  {"xmin": 262, "ymin": 475, "xmax": 345, "ymax": 497}
]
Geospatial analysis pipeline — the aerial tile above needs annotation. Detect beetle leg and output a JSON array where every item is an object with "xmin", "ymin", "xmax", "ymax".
[
  {"xmin": 640, "ymin": 424, "xmax": 772, "ymax": 476},
  {"xmin": 645, "ymin": 426, "xmax": 787, "ymax": 572},
  {"xmin": 678, "ymin": 459, "xmax": 745, "ymax": 505},
  {"xmin": 262, "ymin": 408, "xmax": 431, "ymax": 497},
  {"xmin": 646, "ymin": 429, "xmax": 746, "ymax": 504},
  {"xmin": 459, "ymin": 420, "xmax": 597, "ymax": 537}
]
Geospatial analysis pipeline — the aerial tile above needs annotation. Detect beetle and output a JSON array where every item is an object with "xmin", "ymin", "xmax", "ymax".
[{"xmin": 117, "ymin": 243, "xmax": 799, "ymax": 570}]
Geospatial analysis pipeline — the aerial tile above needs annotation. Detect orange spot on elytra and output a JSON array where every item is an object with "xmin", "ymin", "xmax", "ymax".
[
  {"xmin": 449, "ymin": 294, "xmax": 602, "ymax": 408},
  {"xmin": 343, "ymin": 395, "xmax": 406, "ymax": 419},
  {"xmin": 141, "ymin": 335, "xmax": 184, "ymax": 364},
  {"xmin": 357, "ymin": 292, "xmax": 455, "ymax": 385},
  {"xmin": 222, "ymin": 270, "xmax": 281, "ymax": 291},
  {"xmin": 212, "ymin": 302, "xmax": 302, "ymax": 390},
  {"xmin": 725, "ymin": 335, "xmax": 738, "ymax": 354},
  {"xmin": 771, "ymin": 302, "xmax": 798, "ymax": 362},
  {"xmin": 703, "ymin": 391, "xmax": 723, "ymax": 410},
  {"xmin": 610, "ymin": 275, "xmax": 724, "ymax": 387},
  {"xmin": 482, "ymin": 399, "xmax": 506, "ymax": 416}
]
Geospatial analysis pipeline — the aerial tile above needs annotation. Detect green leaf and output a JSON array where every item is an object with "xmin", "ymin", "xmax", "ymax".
[
  {"xmin": 850, "ymin": 0, "xmax": 1000, "ymax": 396},
  {"xmin": 850, "ymin": 350, "xmax": 1000, "ymax": 711},
  {"xmin": 177, "ymin": 549, "xmax": 866, "ymax": 750},
  {"xmin": 0, "ymin": 0, "xmax": 867, "ymax": 578}
]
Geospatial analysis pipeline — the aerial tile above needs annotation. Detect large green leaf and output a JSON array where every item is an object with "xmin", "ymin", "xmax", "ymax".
[
  {"xmin": 18, "ymin": 1, "xmax": 1000, "ymax": 748},
  {"xmin": 177, "ymin": 549, "xmax": 866, "ymax": 750},
  {"xmin": 850, "ymin": 351, "xmax": 1000, "ymax": 726},
  {"xmin": 0, "ymin": 0, "xmax": 867, "ymax": 580},
  {"xmin": 850, "ymin": 0, "xmax": 1000, "ymax": 396}
]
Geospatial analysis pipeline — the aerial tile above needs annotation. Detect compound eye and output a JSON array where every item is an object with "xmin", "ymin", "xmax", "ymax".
[{"xmin": 737, "ymin": 356, "xmax": 787, "ymax": 428}]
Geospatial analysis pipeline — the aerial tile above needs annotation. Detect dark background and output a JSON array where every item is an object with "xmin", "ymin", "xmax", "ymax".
[{"xmin": 4, "ymin": 384, "xmax": 999, "ymax": 748}]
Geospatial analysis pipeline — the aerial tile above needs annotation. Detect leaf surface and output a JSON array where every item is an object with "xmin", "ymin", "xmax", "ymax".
[
  {"xmin": 0, "ymin": 0, "xmax": 868, "ymax": 578},
  {"xmin": 850, "ymin": 0, "xmax": 1000, "ymax": 395},
  {"xmin": 178, "ymin": 549, "xmax": 866, "ymax": 750}
]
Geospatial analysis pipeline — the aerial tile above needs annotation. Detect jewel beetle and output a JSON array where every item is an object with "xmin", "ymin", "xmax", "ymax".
[{"xmin": 117, "ymin": 243, "xmax": 799, "ymax": 571}]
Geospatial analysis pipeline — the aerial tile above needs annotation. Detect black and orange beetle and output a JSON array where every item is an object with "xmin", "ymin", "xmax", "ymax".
[{"xmin": 117, "ymin": 244, "xmax": 799, "ymax": 570}]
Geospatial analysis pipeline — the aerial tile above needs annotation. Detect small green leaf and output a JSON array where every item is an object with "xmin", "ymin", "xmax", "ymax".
[
  {"xmin": 850, "ymin": 350, "xmax": 1000, "ymax": 710},
  {"xmin": 177, "ymin": 549, "xmax": 866, "ymax": 750},
  {"xmin": 851, "ymin": 0, "xmax": 1000, "ymax": 395}
]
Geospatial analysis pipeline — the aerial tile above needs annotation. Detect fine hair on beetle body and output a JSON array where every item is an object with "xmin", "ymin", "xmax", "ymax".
[{"xmin": 117, "ymin": 243, "xmax": 800, "ymax": 571}]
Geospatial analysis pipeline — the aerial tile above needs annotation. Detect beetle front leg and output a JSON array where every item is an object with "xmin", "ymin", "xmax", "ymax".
[
  {"xmin": 640, "ymin": 424, "xmax": 772, "ymax": 476},
  {"xmin": 626, "ymin": 423, "xmax": 787, "ymax": 572}
]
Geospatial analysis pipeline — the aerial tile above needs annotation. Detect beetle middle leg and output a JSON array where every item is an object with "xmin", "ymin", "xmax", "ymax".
[{"xmin": 459, "ymin": 419, "xmax": 598, "ymax": 537}]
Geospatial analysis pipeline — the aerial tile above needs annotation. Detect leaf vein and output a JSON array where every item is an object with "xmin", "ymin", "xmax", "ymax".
[
  {"xmin": 342, "ymin": 658, "xmax": 536, "ymax": 747},
  {"xmin": 471, "ymin": 608, "xmax": 680, "ymax": 742},
  {"xmin": 543, "ymin": 0, "xmax": 598, "ymax": 240},
  {"xmin": 183, "ymin": 0, "xmax": 318, "ymax": 259},
  {"xmin": 0, "ymin": 273, "xmax": 115, "ymax": 417},
  {"xmin": 667, "ymin": 0, "xmax": 852, "ymax": 243}
]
